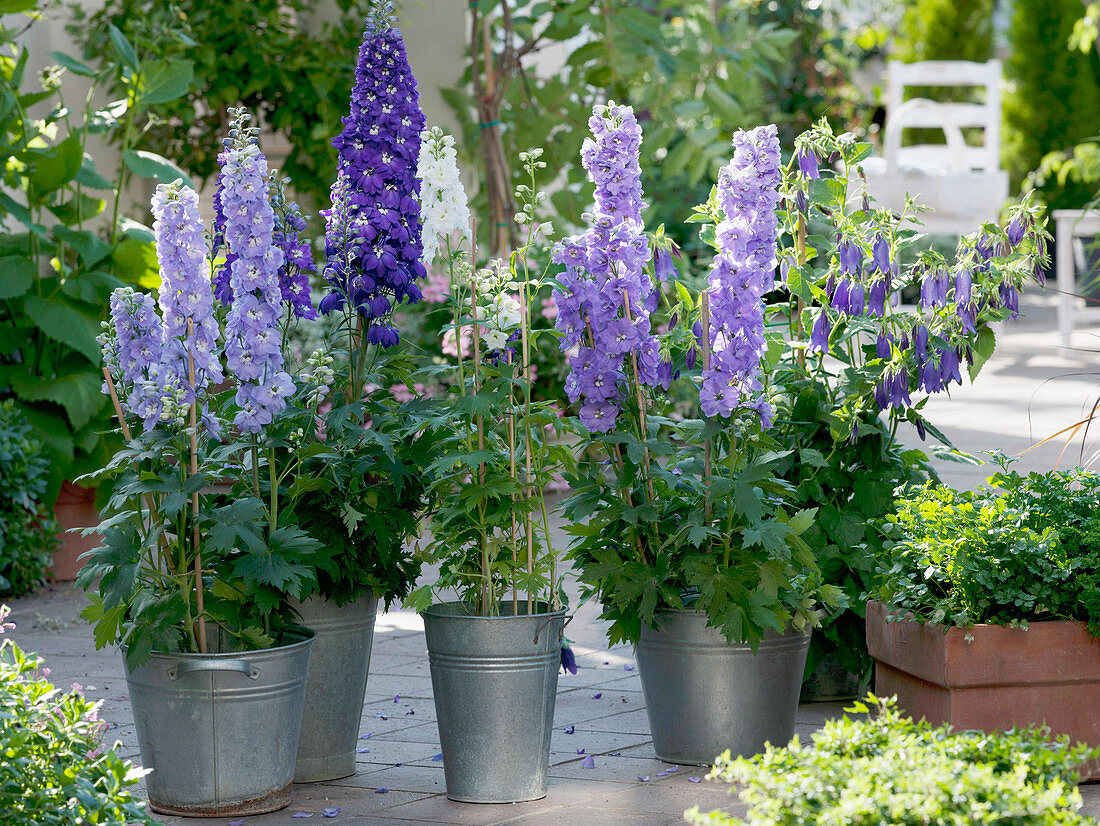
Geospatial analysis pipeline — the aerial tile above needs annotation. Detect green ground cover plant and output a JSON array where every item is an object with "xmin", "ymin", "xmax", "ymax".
[
  {"xmin": 0, "ymin": 400, "xmax": 56, "ymax": 596},
  {"xmin": 688, "ymin": 696, "xmax": 1097, "ymax": 826}
]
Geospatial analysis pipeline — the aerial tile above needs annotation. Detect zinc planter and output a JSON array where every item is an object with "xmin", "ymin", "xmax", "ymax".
[
  {"xmin": 637, "ymin": 609, "xmax": 811, "ymax": 766},
  {"xmin": 124, "ymin": 628, "xmax": 315, "ymax": 817},
  {"xmin": 291, "ymin": 593, "xmax": 379, "ymax": 782},
  {"xmin": 422, "ymin": 602, "xmax": 567, "ymax": 803},
  {"xmin": 866, "ymin": 599, "xmax": 1100, "ymax": 780}
]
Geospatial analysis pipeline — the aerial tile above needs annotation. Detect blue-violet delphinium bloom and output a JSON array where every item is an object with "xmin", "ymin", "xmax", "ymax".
[
  {"xmin": 217, "ymin": 108, "xmax": 294, "ymax": 433},
  {"xmin": 699, "ymin": 125, "xmax": 781, "ymax": 425},
  {"xmin": 552, "ymin": 102, "xmax": 660, "ymax": 434},
  {"xmin": 104, "ymin": 286, "xmax": 166, "ymax": 431},
  {"xmin": 320, "ymin": 0, "xmax": 427, "ymax": 347},
  {"xmin": 152, "ymin": 182, "xmax": 223, "ymax": 408}
]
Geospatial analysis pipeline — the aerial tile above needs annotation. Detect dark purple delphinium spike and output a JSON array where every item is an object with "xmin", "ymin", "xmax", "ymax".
[
  {"xmin": 797, "ymin": 147, "xmax": 820, "ymax": 179},
  {"xmin": 320, "ymin": 2, "xmax": 426, "ymax": 347},
  {"xmin": 269, "ymin": 175, "xmax": 317, "ymax": 319},
  {"xmin": 808, "ymin": 312, "xmax": 831, "ymax": 353},
  {"xmin": 867, "ymin": 279, "xmax": 886, "ymax": 317}
]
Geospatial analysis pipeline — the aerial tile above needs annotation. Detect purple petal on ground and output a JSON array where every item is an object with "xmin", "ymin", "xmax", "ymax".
[
  {"xmin": 563, "ymin": 725, "xmax": 575, "ymax": 734},
  {"xmin": 394, "ymin": 694, "xmax": 400, "ymax": 703},
  {"xmin": 577, "ymin": 748, "xmax": 586, "ymax": 754},
  {"xmin": 582, "ymin": 755, "xmax": 595, "ymax": 768},
  {"xmin": 657, "ymin": 771, "xmax": 669, "ymax": 777},
  {"xmin": 623, "ymin": 665, "xmax": 634, "ymax": 671},
  {"xmin": 637, "ymin": 775, "xmax": 650, "ymax": 782},
  {"xmin": 375, "ymin": 788, "xmax": 389, "ymax": 794},
  {"xmin": 592, "ymin": 693, "xmax": 602, "ymax": 699},
  {"xmin": 405, "ymin": 710, "xmax": 414, "ymax": 715},
  {"xmin": 374, "ymin": 713, "xmax": 388, "ymax": 719},
  {"xmin": 395, "ymin": 762, "xmax": 403, "ymax": 767},
  {"xmin": 688, "ymin": 776, "xmax": 702, "ymax": 783},
  {"xmin": 665, "ymin": 765, "xmax": 678, "ymax": 772},
  {"xmin": 360, "ymin": 732, "xmax": 372, "ymax": 739},
  {"xmin": 356, "ymin": 748, "xmax": 370, "ymax": 753},
  {"xmin": 291, "ymin": 813, "xmax": 313, "ymax": 819},
  {"xmin": 230, "ymin": 821, "xmax": 243, "ymax": 826},
  {"xmin": 431, "ymin": 753, "xmax": 443, "ymax": 761},
  {"xmin": 322, "ymin": 808, "xmax": 340, "ymax": 818},
  {"xmin": 602, "ymin": 660, "xmax": 609, "ymax": 665},
  {"xmin": 609, "ymin": 752, "xmax": 621, "ymax": 756}
]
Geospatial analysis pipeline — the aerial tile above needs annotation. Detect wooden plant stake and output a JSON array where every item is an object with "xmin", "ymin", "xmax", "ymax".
[
  {"xmin": 186, "ymin": 319, "xmax": 207, "ymax": 654},
  {"xmin": 620, "ymin": 289, "xmax": 656, "ymax": 502},
  {"xmin": 701, "ymin": 292, "xmax": 713, "ymax": 523}
]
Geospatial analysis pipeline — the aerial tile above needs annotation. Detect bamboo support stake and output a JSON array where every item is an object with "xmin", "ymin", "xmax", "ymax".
[
  {"xmin": 701, "ymin": 293, "xmax": 713, "ymax": 523},
  {"xmin": 102, "ymin": 368, "xmax": 133, "ymax": 442},
  {"xmin": 620, "ymin": 289, "xmax": 656, "ymax": 502},
  {"xmin": 471, "ymin": 280, "xmax": 490, "ymax": 614},
  {"xmin": 186, "ymin": 319, "xmax": 207, "ymax": 654},
  {"xmin": 520, "ymin": 289, "xmax": 535, "ymax": 615},
  {"xmin": 506, "ymin": 350, "xmax": 518, "ymax": 616}
]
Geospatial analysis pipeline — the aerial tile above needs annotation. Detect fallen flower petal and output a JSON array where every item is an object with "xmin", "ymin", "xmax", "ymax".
[
  {"xmin": 592, "ymin": 693, "xmax": 602, "ymax": 699},
  {"xmin": 582, "ymin": 755, "xmax": 595, "ymax": 768},
  {"xmin": 356, "ymin": 748, "xmax": 370, "ymax": 753},
  {"xmin": 322, "ymin": 808, "xmax": 340, "ymax": 818},
  {"xmin": 375, "ymin": 788, "xmax": 389, "ymax": 794},
  {"xmin": 291, "ymin": 813, "xmax": 313, "ymax": 819},
  {"xmin": 563, "ymin": 725, "xmax": 575, "ymax": 734},
  {"xmin": 431, "ymin": 753, "xmax": 443, "ymax": 761},
  {"xmin": 688, "ymin": 777, "xmax": 702, "ymax": 783},
  {"xmin": 637, "ymin": 775, "xmax": 650, "ymax": 782}
]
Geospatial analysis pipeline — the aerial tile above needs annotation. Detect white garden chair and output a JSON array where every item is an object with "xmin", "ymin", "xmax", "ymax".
[
  {"xmin": 1054, "ymin": 209, "xmax": 1100, "ymax": 348},
  {"xmin": 859, "ymin": 59, "xmax": 1009, "ymax": 236}
]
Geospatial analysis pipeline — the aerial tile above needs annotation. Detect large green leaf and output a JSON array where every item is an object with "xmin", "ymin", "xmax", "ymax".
[
  {"xmin": 107, "ymin": 24, "xmax": 139, "ymax": 71},
  {"xmin": 0, "ymin": 324, "xmax": 32, "ymax": 355},
  {"xmin": 47, "ymin": 50, "xmax": 96, "ymax": 77},
  {"xmin": 48, "ymin": 192, "xmax": 106, "ymax": 226},
  {"xmin": 26, "ymin": 134, "xmax": 83, "ymax": 198},
  {"xmin": 74, "ymin": 156, "xmax": 114, "ymax": 190},
  {"xmin": 59, "ymin": 269, "xmax": 123, "ymax": 305},
  {"xmin": 0, "ymin": 256, "xmax": 34, "ymax": 298},
  {"xmin": 112, "ymin": 237, "xmax": 160, "ymax": 288},
  {"xmin": 0, "ymin": 0, "xmax": 38, "ymax": 13},
  {"xmin": 121, "ymin": 150, "xmax": 194, "ymax": 190},
  {"xmin": 14, "ymin": 400, "xmax": 74, "ymax": 464},
  {"xmin": 10, "ymin": 367, "xmax": 105, "ymax": 431},
  {"xmin": 53, "ymin": 225, "xmax": 112, "ymax": 267},
  {"xmin": 139, "ymin": 58, "xmax": 194, "ymax": 105},
  {"xmin": 23, "ymin": 294, "xmax": 102, "ymax": 363}
]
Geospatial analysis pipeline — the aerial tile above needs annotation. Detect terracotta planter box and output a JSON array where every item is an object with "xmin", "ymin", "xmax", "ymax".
[
  {"xmin": 51, "ymin": 481, "xmax": 99, "ymax": 582},
  {"xmin": 866, "ymin": 599, "xmax": 1100, "ymax": 780}
]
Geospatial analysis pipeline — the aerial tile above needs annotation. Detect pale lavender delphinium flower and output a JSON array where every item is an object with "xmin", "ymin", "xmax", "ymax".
[
  {"xmin": 699, "ymin": 125, "xmax": 781, "ymax": 425},
  {"xmin": 218, "ymin": 108, "xmax": 293, "ymax": 433},
  {"xmin": 152, "ymin": 182, "xmax": 223, "ymax": 403},
  {"xmin": 552, "ymin": 102, "xmax": 661, "ymax": 433},
  {"xmin": 101, "ymin": 286, "xmax": 166, "ymax": 431}
]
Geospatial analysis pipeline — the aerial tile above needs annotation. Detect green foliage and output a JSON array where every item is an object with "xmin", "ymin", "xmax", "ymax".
[
  {"xmin": 0, "ymin": 619, "xmax": 155, "ymax": 825},
  {"xmin": 69, "ymin": 0, "xmax": 373, "ymax": 210},
  {"xmin": 0, "ymin": 401, "xmax": 57, "ymax": 595},
  {"xmin": 1005, "ymin": 0, "xmax": 1100, "ymax": 194},
  {"xmin": 770, "ymin": 383, "xmax": 934, "ymax": 685},
  {"xmin": 873, "ymin": 469, "xmax": 1100, "ymax": 630},
  {"xmin": 687, "ymin": 695, "xmax": 1097, "ymax": 826},
  {"xmin": 0, "ymin": 10, "xmax": 188, "ymax": 504},
  {"xmin": 894, "ymin": 0, "xmax": 993, "ymax": 63},
  {"xmin": 1023, "ymin": 142, "xmax": 1100, "ymax": 217}
]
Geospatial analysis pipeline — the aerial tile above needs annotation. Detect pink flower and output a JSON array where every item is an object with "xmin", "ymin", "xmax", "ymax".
[
  {"xmin": 441, "ymin": 326, "xmax": 474, "ymax": 359},
  {"xmin": 420, "ymin": 268, "xmax": 451, "ymax": 303},
  {"xmin": 540, "ymin": 294, "xmax": 559, "ymax": 320}
]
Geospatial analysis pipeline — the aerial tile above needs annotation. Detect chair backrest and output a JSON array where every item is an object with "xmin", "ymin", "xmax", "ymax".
[{"xmin": 882, "ymin": 59, "xmax": 1002, "ymax": 174}]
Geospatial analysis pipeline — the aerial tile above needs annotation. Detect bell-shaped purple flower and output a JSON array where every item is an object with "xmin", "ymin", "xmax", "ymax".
[
  {"xmin": 867, "ymin": 278, "xmax": 887, "ymax": 317},
  {"xmin": 654, "ymin": 245, "xmax": 679, "ymax": 281},
  {"xmin": 838, "ymin": 238, "xmax": 862, "ymax": 275},
  {"xmin": 809, "ymin": 312, "xmax": 831, "ymax": 353},
  {"xmin": 872, "ymin": 234, "xmax": 891, "ymax": 273},
  {"xmin": 796, "ymin": 147, "xmax": 820, "ymax": 179},
  {"xmin": 1007, "ymin": 214, "xmax": 1026, "ymax": 247}
]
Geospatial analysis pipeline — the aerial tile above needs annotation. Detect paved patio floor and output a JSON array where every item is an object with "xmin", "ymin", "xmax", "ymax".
[{"xmin": 7, "ymin": 291, "xmax": 1100, "ymax": 825}]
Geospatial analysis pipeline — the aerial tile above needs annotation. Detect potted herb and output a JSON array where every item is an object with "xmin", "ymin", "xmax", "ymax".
[
  {"xmin": 558, "ymin": 108, "xmax": 835, "ymax": 766},
  {"xmin": 405, "ymin": 139, "xmax": 572, "ymax": 803},
  {"xmin": 78, "ymin": 116, "xmax": 323, "ymax": 816},
  {"xmin": 867, "ymin": 467, "xmax": 1100, "ymax": 779},
  {"xmin": 688, "ymin": 696, "xmax": 1097, "ymax": 826},
  {"xmin": 234, "ymin": 3, "xmax": 434, "ymax": 784}
]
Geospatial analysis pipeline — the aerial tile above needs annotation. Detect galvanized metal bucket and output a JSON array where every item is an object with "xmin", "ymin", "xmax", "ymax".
[
  {"xmin": 124, "ymin": 628, "xmax": 314, "ymax": 817},
  {"xmin": 637, "ymin": 609, "xmax": 810, "ymax": 766},
  {"xmin": 291, "ymin": 593, "xmax": 379, "ymax": 782},
  {"xmin": 422, "ymin": 602, "xmax": 566, "ymax": 803}
]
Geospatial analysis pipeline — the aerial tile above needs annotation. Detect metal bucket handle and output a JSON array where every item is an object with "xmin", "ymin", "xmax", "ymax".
[
  {"xmin": 533, "ymin": 613, "xmax": 573, "ymax": 644},
  {"xmin": 167, "ymin": 659, "xmax": 260, "ymax": 681}
]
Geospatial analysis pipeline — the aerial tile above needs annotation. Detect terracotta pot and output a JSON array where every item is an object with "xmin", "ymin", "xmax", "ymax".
[
  {"xmin": 51, "ymin": 481, "xmax": 99, "ymax": 582},
  {"xmin": 866, "ymin": 599, "xmax": 1100, "ymax": 779}
]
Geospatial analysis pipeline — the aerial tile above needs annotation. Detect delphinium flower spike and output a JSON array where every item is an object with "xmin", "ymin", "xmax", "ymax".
[
  {"xmin": 552, "ymin": 102, "xmax": 660, "ymax": 433},
  {"xmin": 319, "ymin": 0, "xmax": 427, "ymax": 347},
  {"xmin": 100, "ymin": 286, "xmax": 165, "ymax": 431},
  {"xmin": 699, "ymin": 125, "xmax": 781, "ymax": 425},
  {"xmin": 418, "ymin": 126, "xmax": 471, "ymax": 266},
  {"xmin": 218, "ymin": 107, "xmax": 294, "ymax": 433}
]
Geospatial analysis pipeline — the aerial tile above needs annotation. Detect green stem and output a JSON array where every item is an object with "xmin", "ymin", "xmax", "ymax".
[{"xmin": 110, "ymin": 89, "xmax": 137, "ymax": 247}]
